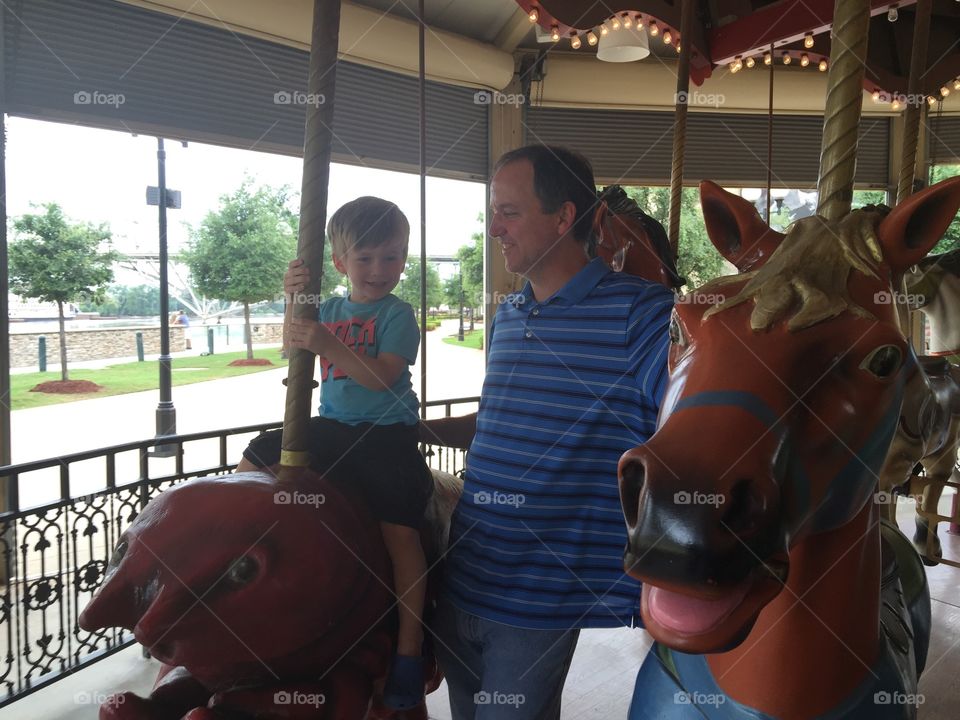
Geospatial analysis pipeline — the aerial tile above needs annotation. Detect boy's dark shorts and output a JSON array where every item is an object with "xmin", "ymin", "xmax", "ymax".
[{"xmin": 242, "ymin": 417, "xmax": 433, "ymax": 529}]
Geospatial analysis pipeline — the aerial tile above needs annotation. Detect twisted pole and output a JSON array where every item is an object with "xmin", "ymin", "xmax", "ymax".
[
  {"xmin": 667, "ymin": 0, "xmax": 694, "ymax": 258},
  {"xmin": 280, "ymin": 0, "xmax": 341, "ymax": 477},
  {"xmin": 896, "ymin": 0, "xmax": 931, "ymax": 204},
  {"xmin": 816, "ymin": 0, "xmax": 871, "ymax": 221}
]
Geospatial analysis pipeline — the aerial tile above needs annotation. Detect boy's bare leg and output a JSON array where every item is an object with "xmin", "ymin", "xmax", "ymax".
[{"xmin": 380, "ymin": 522, "xmax": 426, "ymax": 656}]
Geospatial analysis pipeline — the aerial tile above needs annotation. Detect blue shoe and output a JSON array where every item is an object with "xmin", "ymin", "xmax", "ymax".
[{"xmin": 382, "ymin": 654, "xmax": 424, "ymax": 710}]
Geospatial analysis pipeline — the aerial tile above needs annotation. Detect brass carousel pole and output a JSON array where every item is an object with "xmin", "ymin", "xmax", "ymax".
[
  {"xmin": 279, "ymin": 0, "xmax": 341, "ymax": 479},
  {"xmin": 816, "ymin": 0, "xmax": 871, "ymax": 221},
  {"xmin": 896, "ymin": 0, "xmax": 931, "ymax": 204},
  {"xmin": 667, "ymin": 0, "xmax": 694, "ymax": 259},
  {"xmin": 418, "ymin": 0, "xmax": 427, "ymax": 421}
]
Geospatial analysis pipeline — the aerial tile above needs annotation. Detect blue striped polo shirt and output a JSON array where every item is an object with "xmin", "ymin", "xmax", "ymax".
[{"xmin": 444, "ymin": 257, "xmax": 674, "ymax": 629}]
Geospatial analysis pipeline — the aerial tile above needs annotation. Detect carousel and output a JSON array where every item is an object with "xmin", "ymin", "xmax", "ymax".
[{"xmin": 2, "ymin": 0, "xmax": 960, "ymax": 718}]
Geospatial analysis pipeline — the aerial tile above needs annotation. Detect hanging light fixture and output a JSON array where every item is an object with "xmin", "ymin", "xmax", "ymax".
[
  {"xmin": 928, "ymin": 96, "xmax": 937, "ymax": 106},
  {"xmin": 804, "ymin": 33, "xmax": 815, "ymax": 49},
  {"xmin": 663, "ymin": 30, "xmax": 672, "ymax": 44},
  {"xmin": 872, "ymin": 89, "xmax": 881, "ymax": 102},
  {"xmin": 745, "ymin": 56, "xmax": 756, "ymax": 68},
  {"xmin": 600, "ymin": 24, "xmax": 609, "ymax": 36},
  {"xmin": 888, "ymin": 4, "xmax": 898, "ymax": 22},
  {"xmin": 550, "ymin": 25, "xmax": 560, "ymax": 42},
  {"xmin": 800, "ymin": 53, "xmax": 810, "ymax": 67},
  {"xmin": 612, "ymin": 15, "xmax": 621, "ymax": 30},
  {"xmin": 635, "ymin": 15, "xmax": 644, "ymax": 29},
  {"xmin": 819, "ymin": 59, "xmax": 828, "ymax": 71},
  {"xmin": 764, "ymin": 52, "xmax": 772, "ymax": 65},
  {"xmin": 782, "ymin": 52, "xmax": 792, "ymax": 65},
  {"xmin": 649, "ymin": 21, "xmax": 659, "ymax": 36},
  {"xmin": 587, "ymin": 30, "xmax": 598, "ymax": 46},
  {"xmin": 623, "ymin": 13, "xmax": 632, "ymax": 29},
  {"xmin": 528, "ymin": 6, "xmax": 539, "ymax": 23},
  {"xmin": 570, "ymin": 34, "xmax": 581, "ymax": 49},
  {"xmin": 954, "ymin": 78, "xmax": 960, "ymax": 90},
  {"xmin": 596, "ymin": 21, "xmax": 651, "ymax": 62}
]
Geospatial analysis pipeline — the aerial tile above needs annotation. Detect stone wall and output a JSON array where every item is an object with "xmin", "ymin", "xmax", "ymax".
[{"xmin": 9, "ymin": 326, "xmax": 187, "ymax": 369}]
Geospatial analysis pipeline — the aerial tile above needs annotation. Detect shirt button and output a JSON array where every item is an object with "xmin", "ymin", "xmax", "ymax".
[
  {"xmin": 532, "ymin": 307, "xmax": 540, "ymax": 316},
  {"xmin": 525, "ymin": 330, "xmax": 533, "ymax": 338}
]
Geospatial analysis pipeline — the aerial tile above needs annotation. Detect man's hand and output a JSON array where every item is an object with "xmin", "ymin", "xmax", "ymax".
[
  {"xmin": 288, "ymin": 317, "xmax": 338, "ymax": 357},
  {"xmin": 284, "ymin": 258, "xmax": 311, "ymax": 299}
]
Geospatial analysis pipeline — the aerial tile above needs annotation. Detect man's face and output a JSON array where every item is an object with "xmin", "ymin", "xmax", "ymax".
[{"xmin": 489, "ymin": 159, "xmax": 574, "ymax": 278}]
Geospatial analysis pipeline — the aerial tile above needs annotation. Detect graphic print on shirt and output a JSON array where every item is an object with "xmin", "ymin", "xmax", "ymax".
[{"xmin": 320, "ymin": 316, "xmax": 376, "ymax": 381}]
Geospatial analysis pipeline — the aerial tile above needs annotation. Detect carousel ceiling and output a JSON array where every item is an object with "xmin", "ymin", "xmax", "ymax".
[{"xmin": 516, "ymin": 0, "xmax": 960, "ymax": 100}]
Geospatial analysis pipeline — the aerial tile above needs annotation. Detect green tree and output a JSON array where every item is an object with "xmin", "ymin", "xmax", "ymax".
[
  {"xmin": 396, "ymin": 256, "xmax": 443, "ymax": 316},
  {"xmin": 624, "ymin": 186, "xmax": 727, "ymax": 288},
  {"xmin": 9, "ymin": 203, "xmax": 117, "ymax": 380},
  {"xmin": 457, "ymin": 222, "xmax": 484, "ymax": 328},
  {"xmin": 184, "ymin": 181, "xmax": 296, "ymax": 359},
  {"xmin": 930, "ymin": 164, "xmax": 960, "ymax": 255}
]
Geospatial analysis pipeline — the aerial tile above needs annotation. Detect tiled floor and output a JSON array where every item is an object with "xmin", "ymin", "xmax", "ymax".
[{"xmin": 6, "ymin": 497, "xmax": 958, "ymax": 719}]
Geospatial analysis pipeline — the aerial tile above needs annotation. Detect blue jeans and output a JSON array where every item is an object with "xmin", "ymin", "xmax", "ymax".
[{"xmin": 433, "ymin": 597, "xmax": 581, "ymax": 720}]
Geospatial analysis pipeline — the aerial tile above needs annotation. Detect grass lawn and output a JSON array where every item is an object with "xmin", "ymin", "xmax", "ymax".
[
  {"xmin": 442, "ymin": 329, "xmax": 483, "ymax": 350},
  {"xmin": 10, "ymin": 349, "xmax": 288, "ymax": 411}
]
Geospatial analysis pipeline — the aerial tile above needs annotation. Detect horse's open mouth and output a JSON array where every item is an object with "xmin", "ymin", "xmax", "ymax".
[{"xmin": 637, "ymin": 556, "xmax": 788, "ymax": 653}]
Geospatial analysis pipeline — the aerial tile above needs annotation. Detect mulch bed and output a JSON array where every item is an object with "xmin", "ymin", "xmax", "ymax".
[
  {"xmin": 30, "ymin": 380, "xmax": 104, "ymax": 394},
  {"xmin": 228, "ymin": 359, "xmax": 274, "ymax": 367}
]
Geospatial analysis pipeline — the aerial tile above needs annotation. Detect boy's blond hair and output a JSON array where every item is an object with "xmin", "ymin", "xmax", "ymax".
[{"xmin": 327, "ymin": 196, "xmax": 410, "ymax": 258}]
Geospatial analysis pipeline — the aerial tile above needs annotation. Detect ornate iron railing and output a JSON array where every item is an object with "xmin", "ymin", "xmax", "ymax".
[{"xmin": 0, "ymin": 396, "xmax": 478, "ymax": 707}]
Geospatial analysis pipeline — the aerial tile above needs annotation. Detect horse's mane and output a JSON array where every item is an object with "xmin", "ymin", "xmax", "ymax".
[
  {"xmin": 596, "ymin": 185, "xmax": 684, "ymax": 289},
  {"xmin": 701, "ymin": 208, "xmax": 889, "ymax": 331}
]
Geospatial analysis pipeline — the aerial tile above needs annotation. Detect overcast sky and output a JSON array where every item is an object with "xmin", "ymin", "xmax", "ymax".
[{"xmin": 5, "ymin": 116, "xmax": 487, "ymax": 272}]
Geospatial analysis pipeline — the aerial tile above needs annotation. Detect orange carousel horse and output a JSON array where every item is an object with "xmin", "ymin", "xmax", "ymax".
[{"xmin": 619, "ymin": 177, "xmax": 960, "ymax": 719}]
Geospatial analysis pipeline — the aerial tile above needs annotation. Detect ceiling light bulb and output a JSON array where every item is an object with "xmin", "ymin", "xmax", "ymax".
[
  {"xmin": 587, "ymin": 30, "xmax": 598, "ymax": 46},
  {"xmin": 872, "ymin": 90, "xmax": 881, "ymax": 102},
  {"xmin": 764, "ymin": 52, "xmax": 772, "ymax": 65},
  {"xmin": 675, "ymin": 42, "xmax": 681, "ymax": 53},
  {"xmin": 928, "ymin": 96, "xmax": 937, "ymax": 106},
  {"xmin": 782, "ymin": 52, "xmax": 791, "ymax": 65},
  {"xmin": 649, "ymin": 21, "xmax": 658, "ymax": 36},
  {"xmin": 600, "ymin": 24, "xmax": 608, "ymax": 36},
  {"xmin": 804, "ymin": 33, "xmax": 814, "ymax": 49},
  {"xmin": 571, "ymin": 34, "xmax": 581, "ymax": 49},
  {"xmin": 623, "ymin": 14, "xmax": 632, "ymax": 28},
  {"xmin": 730, "ymin": 61, "xmax": 740, "ymax": 73},
  {"xmin": 819, "ymin": 59, "xmax": 828, "ymax": 71},
  {"xmin": 745, "ymin": 56, "xmax": 756, "ymax": 68},
  {"xmin": 611, "ymin": 17, "xmax": 621, "ymax": 30},
  {"xmin": 954, "ymin": 79, "xmax": 960, "ymax": 90},
  {"xmin": 635, "ymin": 15, "xmax": 644, "ymax": 29},
  {"xmin": 550, "ymin": 25, "xmax": 560, "ymax": 42},
  {"xmin": 800, "ymin": 54, "xmax": 810, "ymax": 67},
  {"xmin": 663, "ymin": 30, "xmax": 672, "ymax": 44},
  {"xmin": 942, "ymin": 86, "xmax": 951, "ymax": 97},
  {"xmin": 888, "ymin": 5, "xmax": 898, "ymax": 22},
  {"xmin": 891, "ymin": 98, "xmax": 901, "ymax": 110},
  {"xmin": 528, "ymin": 7, "xmax": 539, "ymax": 23}
]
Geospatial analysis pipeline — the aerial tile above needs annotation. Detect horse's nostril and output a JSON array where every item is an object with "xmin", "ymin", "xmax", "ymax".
[
  {"xmin": 620, "ymin": 461, "xmax": 645, "ymax": 527},
  {"xmin": 722, "ymin": 478, "xmax": 764, "ymax": 538}
]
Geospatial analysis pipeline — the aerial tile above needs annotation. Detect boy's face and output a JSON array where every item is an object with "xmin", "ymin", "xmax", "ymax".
[{"xmin": 333, "ymin": 234, "xmax": 408, "ymax": 304}]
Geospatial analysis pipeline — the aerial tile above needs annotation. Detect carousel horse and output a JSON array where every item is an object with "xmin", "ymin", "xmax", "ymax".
[
  {"xmin": 906, "ymin": 247, "xmax": 960, "ymax": 358},
  {"xmin": 79, "ymin": 468, "xmax": 463, "ymax": 720},
  {"xmin": 619, "ymin": 176, "xmax": 960, "ymax": 719}
]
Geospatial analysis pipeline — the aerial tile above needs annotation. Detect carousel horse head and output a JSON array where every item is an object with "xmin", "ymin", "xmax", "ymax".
[
  {"xmin": 618, "ymin": 176, "xmax": 960, "ymax": 655},
  {"xmin": 594, "ymin": 185, "xmax": 684, "ymax": 290},
  {"xmin": 905, "ymin": 246, "xmax": 960, "ymax": 356},
  {"xmin": 79, "ymin": 471, "xmax": 394, "ymax": 690}
]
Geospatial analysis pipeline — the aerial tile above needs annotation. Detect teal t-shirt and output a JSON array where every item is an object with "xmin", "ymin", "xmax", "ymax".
[{"xmin": 316, "ymin": 293, "xmax": 420, "ymax": 426}]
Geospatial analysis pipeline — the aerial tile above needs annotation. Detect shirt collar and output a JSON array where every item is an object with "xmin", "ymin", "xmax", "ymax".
[{"xmin": 511, "ymin": 257, "xmax": 610, "ymax": 309}]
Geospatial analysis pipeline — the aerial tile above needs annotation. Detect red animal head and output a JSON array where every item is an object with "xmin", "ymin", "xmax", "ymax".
[
  {"xmin": 618, "ymin": 177, "xmax": 960, "ymax": 654},
  {"xmin": 79, "ymin": 471, "xmax": 393, "ymax": 690}
]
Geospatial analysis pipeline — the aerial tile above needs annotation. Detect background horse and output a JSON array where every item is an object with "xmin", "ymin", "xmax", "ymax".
[
  {"xmin": 79, "ymin": 468, "xmax": 462, "ymax": 719},
  {"xmin": 619, "ymin": 177, "xmax": 960, "ymax": 719}
]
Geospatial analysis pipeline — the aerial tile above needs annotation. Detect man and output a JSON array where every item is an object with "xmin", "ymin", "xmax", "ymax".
[{"xmin": 422, "ymin": 145, "xmax": 674, "ymax": 719}]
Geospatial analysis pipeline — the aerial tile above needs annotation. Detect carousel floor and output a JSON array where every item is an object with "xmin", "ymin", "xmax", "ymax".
[{"xmin": 7, "ymin": 497, "xmax": 959, "ymax": 719}]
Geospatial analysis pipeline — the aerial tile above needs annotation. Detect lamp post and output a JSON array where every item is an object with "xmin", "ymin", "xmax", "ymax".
[{"xmin": 457, "ymin": 267, "xmax": 465, "ymax": 342}]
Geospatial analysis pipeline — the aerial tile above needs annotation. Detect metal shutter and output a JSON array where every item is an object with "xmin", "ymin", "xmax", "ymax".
[
  {"xmin": 526, "ymin": 106, "xmax": 890, "ymax": 188},
  {"xmin": 929, "ymin": 115, "xmax": 960, "ymax": 165},
  {"xmin": 2, "ymin": 0, "xmax": 488, "ymax": 180}
]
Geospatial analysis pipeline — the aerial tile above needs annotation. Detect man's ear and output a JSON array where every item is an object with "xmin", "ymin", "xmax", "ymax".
[
  {"xmin": 557, "ymin": 200, "xmax": 577, "ymax": 238},
  {"xmin": 332, "ymin": 252, "xmax": 346, "ymax": 274}
]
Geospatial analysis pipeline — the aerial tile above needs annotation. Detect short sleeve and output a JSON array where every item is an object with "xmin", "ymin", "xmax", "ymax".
[
  {"xmin": 378, "ymin": 300, "xmax": 420, "ymax": 364},
  {"xmin": 626, "ymin": 283, "xmax": 674, "ymax": 408}
]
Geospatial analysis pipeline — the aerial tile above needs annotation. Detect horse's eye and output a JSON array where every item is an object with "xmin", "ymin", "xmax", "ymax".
[
  {"xmin": 226, "ymin": 555, "xmax": 259, "ymax": 588},
  {"xmin": 860, "ymin": 345, "xmax": 902, "ymax": 378},
  {"xmin": 109, "ymin": 540, "xmax": 128, "ymax": 568},
  {"xmin": 669, "ymin": 314, "xmax": 686, "ymax": 347}
]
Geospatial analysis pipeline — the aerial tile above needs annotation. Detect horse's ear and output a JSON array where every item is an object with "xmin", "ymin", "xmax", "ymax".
[
  {"xmin": 878, "ymin": 176, "xmax": 960, "ymax": 272},
  {"xmin": 699, "ymin": 180, "xmax": 785, "ymax": 272}
]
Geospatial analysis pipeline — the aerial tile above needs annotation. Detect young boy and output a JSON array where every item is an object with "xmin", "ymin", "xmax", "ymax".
[{"xmin": 238, "ymin": 196, "xmax": 432, "ymax": 710}]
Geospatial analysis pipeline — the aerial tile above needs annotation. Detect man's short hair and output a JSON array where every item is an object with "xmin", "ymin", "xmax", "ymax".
[
  {"xmin": 327, "ymin": 196, "xmax": 410, "ymax": 257},
  {"xmin": 494, "ymin": 145, "xmax": 598, "ymax": 254}
]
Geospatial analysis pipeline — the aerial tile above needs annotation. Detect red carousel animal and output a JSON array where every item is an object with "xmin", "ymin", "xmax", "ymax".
[
  {"xmin": 619, "ymin": 177, "xmax": 960, "ymax": 719},
  {"xmin": 79, "ymin": 469, "xmax": 461, "ymax": 719}
]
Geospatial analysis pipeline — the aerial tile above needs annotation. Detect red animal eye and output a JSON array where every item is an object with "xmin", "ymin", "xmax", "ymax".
[{"xmin": 226, "ymin": 555, "xmax": 259, "ymax": 587}]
